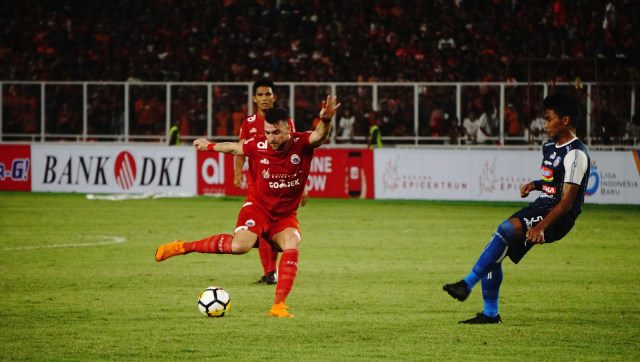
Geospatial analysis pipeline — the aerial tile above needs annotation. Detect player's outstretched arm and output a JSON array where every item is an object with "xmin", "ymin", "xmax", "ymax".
[
  {"xmin": 193, "ymin": 138, "xmax": 245, "ymax": 156},
  {"xmin": 234, "ymin": 140, "xmax": 246, "ymax": 188},
  {"xmin": 310, "ymin": 95, "xmax": 341, "ymax": 147}
]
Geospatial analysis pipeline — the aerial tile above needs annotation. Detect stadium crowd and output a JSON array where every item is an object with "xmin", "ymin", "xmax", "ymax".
[
  {"xmin": 1, "ymin": 0, "xmax": 637, "ymax": 83},
  {"xmin": 1, "ymin": 0, "xmax": 638, "ymax": 145}
]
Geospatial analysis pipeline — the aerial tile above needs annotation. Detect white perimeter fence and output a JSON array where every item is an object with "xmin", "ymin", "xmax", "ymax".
[{"xmin": 1, "ymin": 81, "xmax": 638, "ymax": 149}]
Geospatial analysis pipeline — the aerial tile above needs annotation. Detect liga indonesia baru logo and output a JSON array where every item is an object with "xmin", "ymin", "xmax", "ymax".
[{"xmin": 114, "ymin": 151, "xmax": 136, "ymax": 190}]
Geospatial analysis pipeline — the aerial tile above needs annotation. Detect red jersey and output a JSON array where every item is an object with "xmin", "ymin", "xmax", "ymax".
[
  {"xmin": 242, "ymin": 131, "xmax": 313, "ymax": 218},
  {"xmin": 239, "ymin": 113, "xmax": 296, "ymax": 191}
]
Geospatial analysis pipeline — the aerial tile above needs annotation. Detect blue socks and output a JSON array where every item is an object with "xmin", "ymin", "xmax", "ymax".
[
  {"xmin": 481, "ymin": 264, "xmax": 503, "ymax": 317},
  {"xmin": 462, "ymin": 220, "xmax": 515, "ymax": 316}
]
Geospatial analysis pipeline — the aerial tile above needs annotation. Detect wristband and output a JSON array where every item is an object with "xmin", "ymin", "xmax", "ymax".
[
  {"xmin": 321, "ymin": 117, "xmax": 332, "ymax": 124},
  {"xmin": 533, "ymin": 180, "xmax": 542, "ymax": 191},
  {"xmin": 206, "ymin": 143, "xmax": 216, "ymax": 151}
]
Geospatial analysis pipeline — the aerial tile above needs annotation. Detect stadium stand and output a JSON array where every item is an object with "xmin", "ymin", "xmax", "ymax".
[{"xmin": 0, "ymin": 0, "xmax": 637, "ymax": 83}]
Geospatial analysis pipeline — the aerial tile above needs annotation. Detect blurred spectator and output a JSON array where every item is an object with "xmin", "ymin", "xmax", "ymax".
[
  {"xmin": 448, "ymin": 116, "xmax": 465, "ymax": 145},
  {"xmin": 56, "ymin": 102, "xmax": 79, "ymax": 135},
  {"xmin": 368, "ymin": 114, "xmax": 383, "ymax": 149},
  {"xmin": 462, "ymin": 109, "xmax": 481, "ymax": 144},
  {"xmin": 134, "ymin": 95, "xmax": 153, "ymax": 135},
  {"xmin": 169, "ymin": 119, "xmax": 181, "ymax": 146},
  {"xmin": 528, "ymin": 108, "xmax": 547, "ymax": 145},
  {"xmin": 504, "ymin": 103, "xmax": 523, "ymax": 137},
  {"xmin": 429, "ymin": 109, "xmax": 445, "ymax": 137},
  {"xmin": 337, "ymin": 108, "xmax": 355, "ymax": 143},
  {"xmin": 232, "ymin": 104, "xmax": 247, "ymax": 138},
  {"xmin": 215, "ymin": 105, "xmax": 232, "ymax": 136},
  {"xmin": 623, "ymin": 114, "xmax": 639, "ymax": 144},
  {"xmin": 475, "ymin": 109, "xmax": 493, "ymax": 144}
]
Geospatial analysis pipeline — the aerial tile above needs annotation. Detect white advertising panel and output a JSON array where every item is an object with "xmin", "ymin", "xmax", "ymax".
[
  {"xmin": 584, "ymin": 151, "xmax": 640, "ymax": 204},
  {"xmin": 375, "ymin": 149, "xmax": 640, "ymax": 204},
  {"xmin": 374, "ymin": 148, "xmax": 472, "ymax": 200},
  {"xmin": 31, "ymin": 145, "xmax": 197, "ymax": 194},
  {"xmin": 469, "ymin": 150, "xmax": 540, "ymax": 202}
]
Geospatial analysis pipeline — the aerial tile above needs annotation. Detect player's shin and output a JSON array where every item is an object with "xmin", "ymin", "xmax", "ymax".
[
  {"xmin": 258, "ymin": 238, "xmax": 271, "ymax": 275},
  {"xmin": 274, "ymin": 249, "xmax": 298, "ymax": 304},
  {"xmin": 481, "ymin": 264, "xmax": 503, "ymax": 317},
  {"xmin": 463, "ymin": 220, "xmax": 514, "ymax": 290}
]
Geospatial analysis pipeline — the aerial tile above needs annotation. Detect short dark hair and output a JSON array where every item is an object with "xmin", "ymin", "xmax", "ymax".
[
  {"xmin": 265, "ymin": 107, "xmax": 289, "ymax": 125},
  {"xmin": 543, "ymin": 92, "xmax": 580, "ymax": 128},
  {"xmin": 253, "ymin": 78, "xmax": 275, "ymax": 95}
]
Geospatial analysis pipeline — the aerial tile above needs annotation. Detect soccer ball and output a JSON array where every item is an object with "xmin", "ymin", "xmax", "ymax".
[{"xmin": 197, "ymin": 286, "xmax": 230, "ymax": 317}]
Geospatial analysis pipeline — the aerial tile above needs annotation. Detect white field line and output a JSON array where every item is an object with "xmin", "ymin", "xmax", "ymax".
[{"xmin": 4, "ymin": 236, "xmax": 126, "ymax": 251}]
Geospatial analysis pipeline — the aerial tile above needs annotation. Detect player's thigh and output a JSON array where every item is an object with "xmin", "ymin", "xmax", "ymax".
[
  {"xmin": 232, "ymin": 229, "xmax": 259, "ymax": 254},
  {"xmin": 510, "ymin": 203, "xmax": 573, "ymax": 243},
  {"xmin": 235, "ymin": 202, "xmax": 269, "ymax": 237},
  {"xmin": 267, "ymin": 215, "xmax": 301, "ymax": 250},
  {"xmin": 270, "ymin": 227, "xmax": 301, "ymax": 250}
]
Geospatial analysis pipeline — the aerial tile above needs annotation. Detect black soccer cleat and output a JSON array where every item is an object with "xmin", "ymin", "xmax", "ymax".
[
  {"xmin": 459, "ymin": 313, "xmax": 502, "ymax": 324},
  {"xmin": 254, "ymin": 271, "xmax": 278, "ymax": 285},
  {"xmin": 265, "ymin": 271, "xmax": 277, "ymax": 285},
  {"xmin": 443, "ymin": 280, "xmax": 471, "ymax": 301}
]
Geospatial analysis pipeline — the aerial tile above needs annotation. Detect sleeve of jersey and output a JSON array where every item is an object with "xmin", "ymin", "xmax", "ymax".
[
  {"xmin": 242, "ymin": 139, "xmax": 254, "ymax": 158},
  {"xmin": 563, "ymin": 149, "xmax": 588, "ymax": 185}
]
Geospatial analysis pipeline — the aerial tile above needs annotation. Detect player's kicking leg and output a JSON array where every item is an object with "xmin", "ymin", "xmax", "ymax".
[{"xmin": 155, "ymin": 230, "xmax": 257, "ymax": 261}]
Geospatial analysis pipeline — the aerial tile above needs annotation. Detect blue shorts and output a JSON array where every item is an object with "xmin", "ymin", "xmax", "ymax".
[{"xmin": 507, "ymin": 201, "xmax": 576, "ymax": 264}]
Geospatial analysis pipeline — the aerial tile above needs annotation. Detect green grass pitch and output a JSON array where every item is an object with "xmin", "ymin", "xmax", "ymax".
[{"xmin": 1, "ymin": 192, "xmax": 638, "ymax": 360}]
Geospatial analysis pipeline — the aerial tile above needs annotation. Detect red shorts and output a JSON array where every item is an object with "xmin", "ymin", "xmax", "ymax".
[{"xmin": 235, "ymin": 201, "xmax": 300, "ymax": 246}]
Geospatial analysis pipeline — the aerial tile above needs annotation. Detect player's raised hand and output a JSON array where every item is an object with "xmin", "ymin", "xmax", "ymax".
[{"xmin": 319, "ymin": 95, "xmax": 341, "ymax": 122}]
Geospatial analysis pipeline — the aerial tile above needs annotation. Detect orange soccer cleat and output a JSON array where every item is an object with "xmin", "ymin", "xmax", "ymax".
[
  {"xmin": 155, "ymin": 240, "xmax": 186, "ymax": 262},
  {"xmin": 269, "ymin": 302, "xmax": 294, "ymax": 318}
]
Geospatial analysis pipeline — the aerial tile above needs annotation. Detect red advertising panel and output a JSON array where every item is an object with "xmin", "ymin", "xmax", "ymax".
[
  {"xmin": 305, "ymin": 148, "xmax": 374, "ymax": 199},
  {"xmin": 0, "ymin": 145, "xmax": 31, "ymax": 191},
  {"xmin": 196, "ymin": 148, "xmax": 374, "ymax": 199}
]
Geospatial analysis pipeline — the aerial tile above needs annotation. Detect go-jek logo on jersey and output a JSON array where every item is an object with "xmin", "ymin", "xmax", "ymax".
[
  {"xmin": 586, "ymin": 161, "xmax": 599, "ymax": 196},
  {"xmin": 114, "ymin": 151, "xmax": 136, "ymax": 190}
]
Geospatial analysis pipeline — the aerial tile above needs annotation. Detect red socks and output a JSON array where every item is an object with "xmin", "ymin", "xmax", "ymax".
[
  {"xmin": 258, "ymin": 238, "xmax": 271, "ymax": 275},
  {"xmin": 184, "ymin": 234, "xmax": 233, "ymax": 254},
  {"xmin": 267, "ymin": 246, "xmax": 279, "ymax": 274},
  {"xmin": 275, "ymin": 249, "xmax": 299, "ymax": 304},
  {"xmin": 258, "ymin": 238, "xmax": 280, "ymax": 275}
]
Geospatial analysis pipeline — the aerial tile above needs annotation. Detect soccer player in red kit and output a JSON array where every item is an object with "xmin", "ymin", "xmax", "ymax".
[
  {"xmin": 156, "ymin": 95, "xmax": 340, "ymax": 317},
  {"xmin": 236, "ymin": 78, "xmax": 307, "ymax": 285}
]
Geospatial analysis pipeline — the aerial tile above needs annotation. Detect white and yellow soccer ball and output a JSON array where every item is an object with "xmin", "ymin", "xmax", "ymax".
[{"xmin": 197, "ymin": 286, "xmax": 230, "ymax": 317}]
